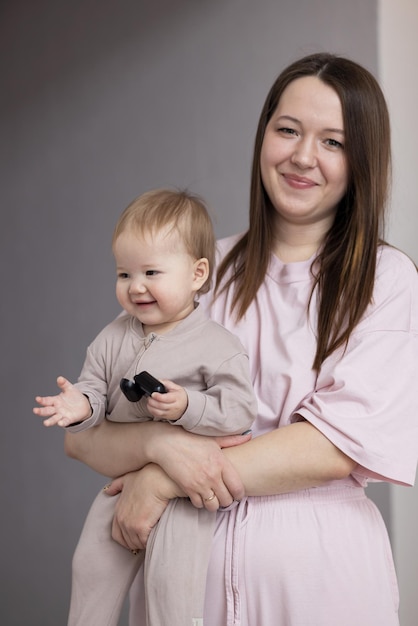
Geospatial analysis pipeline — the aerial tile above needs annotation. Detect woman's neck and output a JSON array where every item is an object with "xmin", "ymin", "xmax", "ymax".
[
  {"xmin": 272, "ymin": 220, "xmax": 329, "ymax": 262},
  {"xmin": 273, "ymin": 241, "xmax": 319, "ymax": 263}
]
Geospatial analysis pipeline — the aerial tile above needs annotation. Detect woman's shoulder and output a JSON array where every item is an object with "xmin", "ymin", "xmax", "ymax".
[
  {"xmin": 365, "ymin": 244, "xmax": 418, "ymax": 332},
  {"xmin": 376, "ymin": 244, "xmax": 417, "ymax": 289},
  {"xmin": 378, "ymin": 243, "xmax": 417, "ymax": 270}
]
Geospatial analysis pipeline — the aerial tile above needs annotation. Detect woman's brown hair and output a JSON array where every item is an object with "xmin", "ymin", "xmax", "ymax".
[{"xmin": 215, "ymin": 52, "xmax": 391, "ymax": 370}]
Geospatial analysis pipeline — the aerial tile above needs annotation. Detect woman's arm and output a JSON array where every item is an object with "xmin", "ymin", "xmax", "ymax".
[
  {"xmin": 64, "ymin": 419, "xmax": 160, "ymax": 477},
  {"xmin": 148, "ymin": 419, "xmax": 357, "ymax": 499},
  {"xmin": 222, "ymin": 420, "xmax": 357, "ymax": 496},
  {"xmin": 65, "ymin": 415, "xmax": 355, "ymax": 498},
  {"xmin": 105, "ymin": 419, "xmax": 356, "ymax": 550},
  {"xmin": 64, "ymin": 418, "xmax": 251, "ymax": 505}
]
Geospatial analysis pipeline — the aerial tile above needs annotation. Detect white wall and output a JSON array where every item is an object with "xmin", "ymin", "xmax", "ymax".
[{"xmin": 378, "ymin": 2, "xmax": 418, "ymax": 624}]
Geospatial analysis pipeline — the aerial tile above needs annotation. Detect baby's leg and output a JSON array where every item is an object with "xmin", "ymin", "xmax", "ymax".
[
  {"xmin": 144, "ymin": 498, "xmax": 216, "ymax": 626},
  {"xmin": 68, "ymin": 488, "xmax": 144, "ymax": 626}
]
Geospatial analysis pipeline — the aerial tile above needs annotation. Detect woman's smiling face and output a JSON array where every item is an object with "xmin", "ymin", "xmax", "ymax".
[{"xmin": 260, "ymin": 75, "xmax": 348, "ymax": 236}]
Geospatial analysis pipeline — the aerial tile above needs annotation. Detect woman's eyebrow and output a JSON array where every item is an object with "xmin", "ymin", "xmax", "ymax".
[{"xmin": 275, "ymin": 115, "xmax": 344, "ymax": 135}]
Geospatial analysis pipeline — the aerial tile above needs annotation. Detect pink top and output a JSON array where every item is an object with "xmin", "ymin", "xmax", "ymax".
[
  {"xmin": 128, "ymin": 236, "xmax": 417, "ymax": 625},
  {"xmin": 202, "ymin": 236, "xmax": 418, "ymax": 486}
]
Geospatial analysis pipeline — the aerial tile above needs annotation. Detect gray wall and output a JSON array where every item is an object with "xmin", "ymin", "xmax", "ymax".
[{"xmin": 0, "ymin": 1, "xmax": 380, "ymax": 624}]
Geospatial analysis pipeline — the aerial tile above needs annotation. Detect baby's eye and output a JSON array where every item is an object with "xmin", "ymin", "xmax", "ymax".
[
  {"xmin": 117, "ymin": 272, "xmax": 129, "ymax": 279},
  {"xmin": 145, "ymin": 270, "xmax": 159, "ymax": 276}
]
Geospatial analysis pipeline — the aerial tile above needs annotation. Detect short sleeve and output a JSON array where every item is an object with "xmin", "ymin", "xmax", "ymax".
[{"xmin": 295, "ymin": 247, "xmax": 418, "ymax": 486}]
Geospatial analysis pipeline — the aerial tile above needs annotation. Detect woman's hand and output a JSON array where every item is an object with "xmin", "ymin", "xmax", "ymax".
[
  {"xmin": 105, "ymin": 464, "xmax": 185, "ymax": 550},
  {"xmin": 148, "ymin": 428, "xmax": 252, "ymax": 509}
]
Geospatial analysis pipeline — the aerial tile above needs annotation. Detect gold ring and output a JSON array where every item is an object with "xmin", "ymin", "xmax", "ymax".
[{"xmin": 203, "ymin": 491, "xmax": 216, "ymax": 502}]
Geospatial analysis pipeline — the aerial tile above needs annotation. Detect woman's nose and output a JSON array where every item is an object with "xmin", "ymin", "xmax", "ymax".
[{"xmin": 290, "ymin": 137, "xmax": 317, "ymax": 169}]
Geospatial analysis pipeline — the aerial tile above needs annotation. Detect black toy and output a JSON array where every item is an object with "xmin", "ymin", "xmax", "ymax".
[{"xmin": 120, "ymin": 371, "xmax": 167, "ymax": 402}]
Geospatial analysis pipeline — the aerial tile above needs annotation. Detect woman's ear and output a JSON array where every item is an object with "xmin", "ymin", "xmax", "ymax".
[{"xmin": 192, "ymin": 258, "xmax": 210, "ymax": 291}]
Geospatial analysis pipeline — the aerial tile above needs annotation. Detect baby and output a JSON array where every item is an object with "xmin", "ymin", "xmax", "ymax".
[{"xmin": 34, "ymin": 188, "xmax": 256, "ymax": 626}]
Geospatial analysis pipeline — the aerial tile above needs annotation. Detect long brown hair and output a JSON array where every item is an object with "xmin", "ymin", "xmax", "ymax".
[{"xmin": 215, "ymin": 52, "xmax": 391, "ymax": 370}]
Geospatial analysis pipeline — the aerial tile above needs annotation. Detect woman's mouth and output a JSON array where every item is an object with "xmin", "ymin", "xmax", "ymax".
[{"xmin": 283, "ymin": 173, "xmax": 317, "ymax": 189}]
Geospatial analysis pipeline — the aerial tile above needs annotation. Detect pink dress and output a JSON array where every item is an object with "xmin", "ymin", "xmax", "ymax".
[{"xmin": 129, "ymin": 237, "xmax": 418, "ymax": 626}]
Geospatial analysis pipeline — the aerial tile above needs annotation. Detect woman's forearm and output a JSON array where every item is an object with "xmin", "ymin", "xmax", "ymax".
[
  {"xmin": 144, "ymin": 420, "xmax": 357, "ymax": 505},
  {"xmin": 65, "ymin": 417, "xmax": 357, "ymax": 499},
  {"xmin": 223, "ymin": 421, "xmax": 357, "ymax": 496},
  {"xmin": 64, "ymin": 419, "xmax": 171, "ymax": 477}
]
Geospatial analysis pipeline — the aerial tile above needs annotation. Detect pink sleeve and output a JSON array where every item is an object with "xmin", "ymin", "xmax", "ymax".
[{"xmin": 295, "ymin": 248, "xmax": 418, "ymax": 486}]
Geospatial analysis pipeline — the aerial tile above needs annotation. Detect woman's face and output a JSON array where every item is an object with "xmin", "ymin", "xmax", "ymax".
[{"xmin": 260, "ymin": 76, "xmax": 348, "ymax": 236}]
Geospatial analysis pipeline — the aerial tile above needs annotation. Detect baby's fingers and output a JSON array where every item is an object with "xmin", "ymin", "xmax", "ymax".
[
  {"xmin": 42, "ymin": 415, "xmax": 62, "ymax": 427},
  {"xmin": 33, "ymin": 403, "xmax": 56, "ymax": 417},
  {"xmin": 43, "ymin": 413, "xmax": 74, "ymax": 428},
  {"xmin": 56, "ymin": 375, "xmax": 73, "ymax": 392},
  {"xmin": 34, "ymin": 394, "xmax": 55, "ymax": 408}
]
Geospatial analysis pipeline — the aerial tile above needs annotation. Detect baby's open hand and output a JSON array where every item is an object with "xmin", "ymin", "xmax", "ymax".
[{"xmin": 33, "ymin": 376, "xmax": 92, "ymax": 428}]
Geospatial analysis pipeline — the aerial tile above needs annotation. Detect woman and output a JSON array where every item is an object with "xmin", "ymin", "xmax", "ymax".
[{"xmin": 65, "ymin": 53, "xmax": 418, "ymax": 625}]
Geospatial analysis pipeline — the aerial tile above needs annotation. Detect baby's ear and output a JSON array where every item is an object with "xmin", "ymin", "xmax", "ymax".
[{"xmin": 193, "ymin": 257, "xmax": 210, "ymax": 290}]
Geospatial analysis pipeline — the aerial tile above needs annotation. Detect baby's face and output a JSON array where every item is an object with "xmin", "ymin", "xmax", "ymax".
[{"xmin": 113, "ymin": 228, "xmax": 205, "ymax": 335}]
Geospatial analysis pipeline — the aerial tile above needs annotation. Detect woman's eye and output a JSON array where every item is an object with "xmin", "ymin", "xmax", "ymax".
[
  {"xmin": 278, "ymin": 127, "xmax": 297, "ymax": 136},
  {"xmin": 325, "ymin": 138, "xmax": 344, "ymax": 149}
]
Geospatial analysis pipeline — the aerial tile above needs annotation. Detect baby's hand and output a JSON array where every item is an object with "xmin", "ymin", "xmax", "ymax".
[
  {"xmin": 33, "ymin": 376, "xmax": 92, "ymax": 428},
  {"xmin": 146, "ymin": 380, "xmax": 188, "ymax": 422}
]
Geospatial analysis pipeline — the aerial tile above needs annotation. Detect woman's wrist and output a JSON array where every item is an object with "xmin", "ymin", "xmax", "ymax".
[
  {"xmin": 141, "ymin": 421, "xmax": 177, "ymax": 466},
  {"xmin": 151, "ymin": 463, "xmax": 187, "ymax": 499}
]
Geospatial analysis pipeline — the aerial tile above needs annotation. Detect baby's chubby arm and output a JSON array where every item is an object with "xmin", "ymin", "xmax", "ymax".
[{"xmin": 33, "ymin": 375, "xmax": 92, "ymax": 428}]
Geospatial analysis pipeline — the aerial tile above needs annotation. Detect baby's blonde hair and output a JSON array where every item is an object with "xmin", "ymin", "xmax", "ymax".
[{"xmin": 112, "ymin": 189, "xmax": 215, "ymax": 294}]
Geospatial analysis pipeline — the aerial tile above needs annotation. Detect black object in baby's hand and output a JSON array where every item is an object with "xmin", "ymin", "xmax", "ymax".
[{"xmin": 120, "ymin": 371, "xmax": 167, "ymax": 402}]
